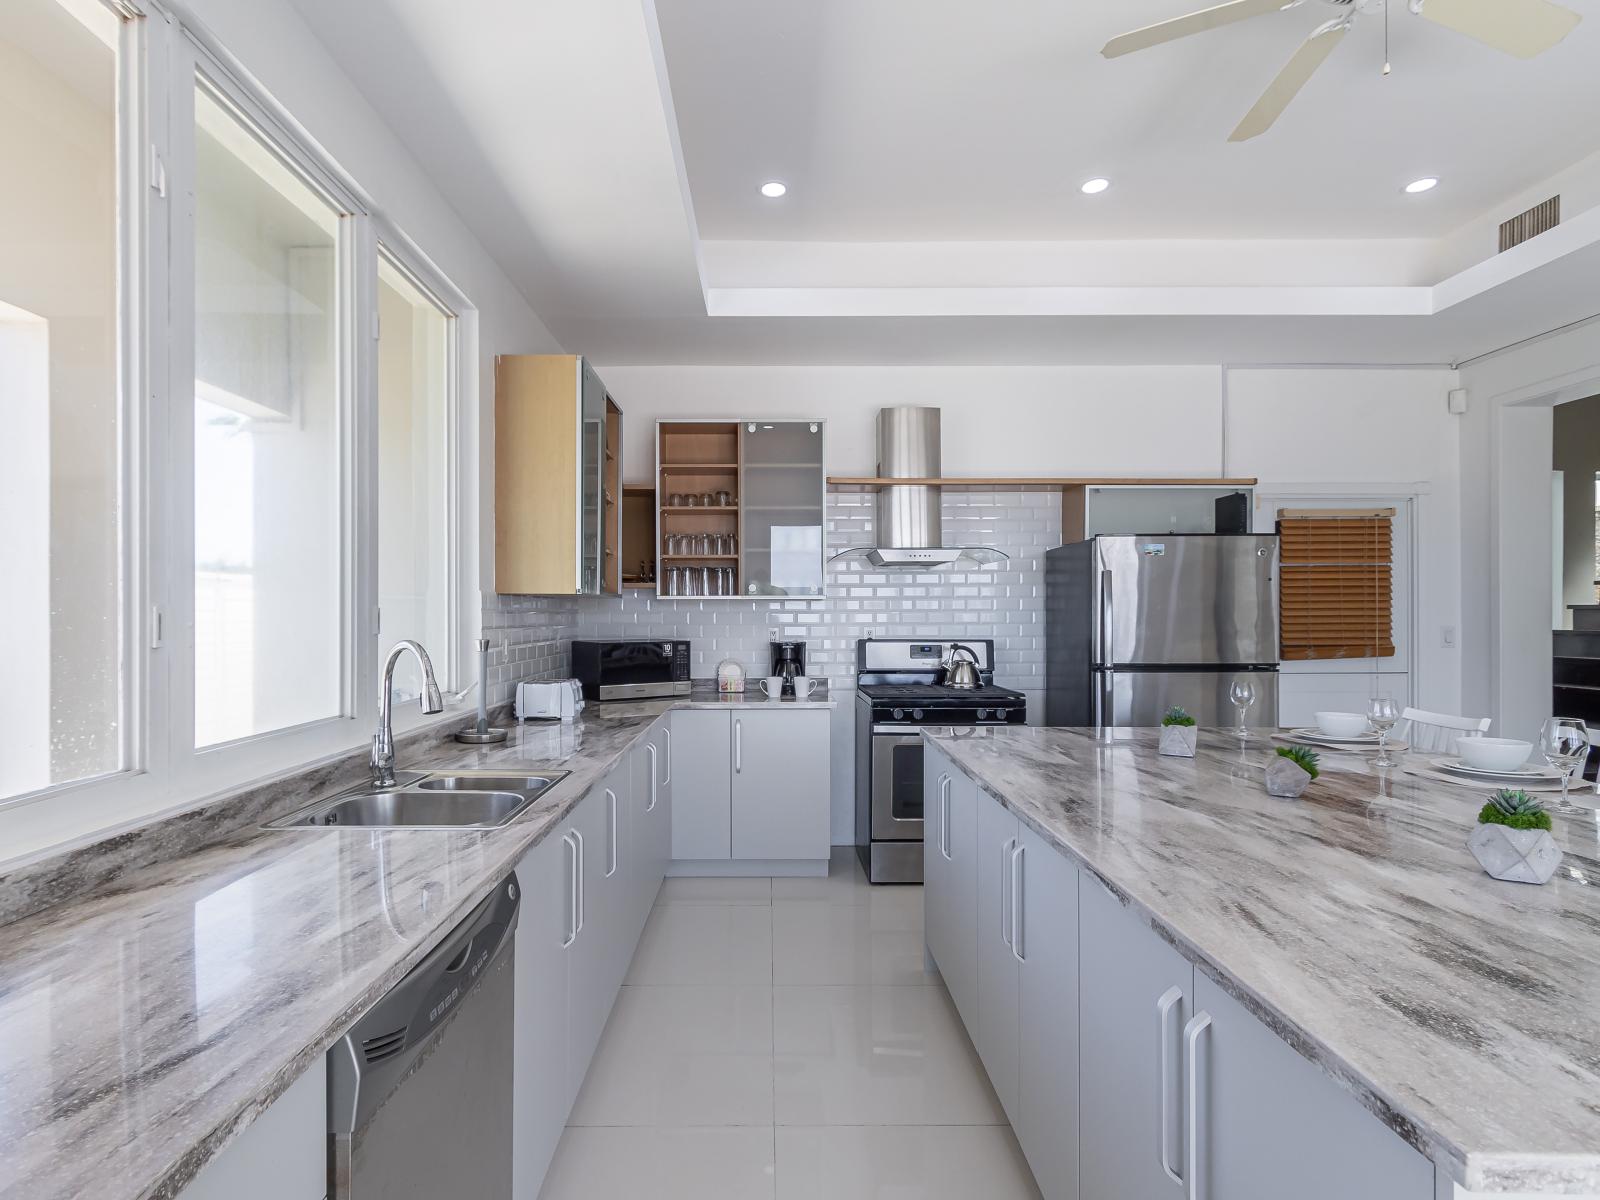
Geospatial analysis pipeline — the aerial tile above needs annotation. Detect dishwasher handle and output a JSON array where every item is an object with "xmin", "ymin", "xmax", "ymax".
[{"xmin": 329, "ymin": 873, "xmax": 522, "ymax": 1136}]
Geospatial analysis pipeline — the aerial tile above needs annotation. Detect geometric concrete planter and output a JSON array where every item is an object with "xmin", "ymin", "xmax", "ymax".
[
  {"xmin": 1159, "ymin": 725, "xmax": 1197, "ymax": 758},
  {"xmin": 1264, "ymin": 757, "xmax": 1313, "ymax": 799},
  {"xmin": 1467, "ymin": 823, "xmax": 1564, "ymax": 885}
]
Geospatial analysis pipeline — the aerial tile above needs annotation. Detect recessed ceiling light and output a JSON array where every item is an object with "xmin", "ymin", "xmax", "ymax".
[
  {"xmin": 1404, "ymin": 177, "xmax": 1439, "ymax": 194},
  {"xmin": 1080, "ymin": 177, "xmax": 1111, "ymax": 195},
  {"xmin": 760, "ymin": 180, "xmax": 787, "ymax": 198}
]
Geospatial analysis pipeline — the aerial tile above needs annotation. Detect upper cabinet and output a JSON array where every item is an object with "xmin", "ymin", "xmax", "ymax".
[
  {"xmin": 495, "ymin": 355, "xmax": 622, "ymax": 595},
  {"xmin": 655, "ymin": 419, "xmax": 824, "ymax": 599}
]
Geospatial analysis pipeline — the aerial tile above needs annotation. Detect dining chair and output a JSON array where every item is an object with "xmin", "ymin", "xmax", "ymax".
[{"xmin": 1398, "ymin": 707, "xmax": 1492, "ymax": 754}]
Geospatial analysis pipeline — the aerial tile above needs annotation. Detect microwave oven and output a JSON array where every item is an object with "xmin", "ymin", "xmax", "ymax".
[{"xmin": 571, "ymin": 640, "xmax": 692, "ymax": 701}]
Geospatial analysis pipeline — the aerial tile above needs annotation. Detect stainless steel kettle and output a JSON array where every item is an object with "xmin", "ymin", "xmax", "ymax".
[{"xmin": 942, "ymin": 644, "xmax": 981, "ymax": 690}]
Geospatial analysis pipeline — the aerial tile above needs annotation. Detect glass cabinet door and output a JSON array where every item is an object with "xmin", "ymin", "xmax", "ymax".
[
  {"xmin": 578, "ymin": 360, "xmax": 605, "ymax": 593},
  {"xmin": 740, "ymin": 421, "xmax": 824, "ymax": 596}
]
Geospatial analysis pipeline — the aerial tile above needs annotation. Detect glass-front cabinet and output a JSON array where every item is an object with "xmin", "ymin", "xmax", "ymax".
[
  {"xmin": 655, "ymin": 419, "xmax": 825, "ymax": 599},
  {"xmin": 494, "ymin": 355, "xmax": 622, "ymax": 595},
  {"xmin": 740, "ymin": 421, "xmax": 824, "ymax": 597}
]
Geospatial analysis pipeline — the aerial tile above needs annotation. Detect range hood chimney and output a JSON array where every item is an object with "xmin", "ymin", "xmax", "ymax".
[{"xmin": 832, "ymin": 407, "xmax": 1007, "ymax": 570}]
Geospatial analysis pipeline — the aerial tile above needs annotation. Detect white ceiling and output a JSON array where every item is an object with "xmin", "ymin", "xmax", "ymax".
[
  {"xmin": 287, "ymin": 0, "xmax": 1600, "ymax": 365},
  {"xmin": 656, "ymin": 0, "xmax": 1600, "ymax": 241}
]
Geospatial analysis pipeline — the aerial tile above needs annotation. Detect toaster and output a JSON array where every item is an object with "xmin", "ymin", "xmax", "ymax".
[{"xmin": 515, "ymin": 679, "xmax": 584, "ymax": 723}]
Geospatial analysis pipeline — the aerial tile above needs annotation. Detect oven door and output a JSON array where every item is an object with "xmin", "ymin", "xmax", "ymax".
[{"xmin": 870, "ymin": 726, "xmax": 935, "ymax": 842}]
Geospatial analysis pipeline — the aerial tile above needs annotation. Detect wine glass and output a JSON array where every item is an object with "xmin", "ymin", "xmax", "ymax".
[
  {"xmin": 1228, "ymin": 678, "xmax": 1256, "ymax": 741},
  {"xmin": 1540, "ymin": 717, "xmax": 1591, "ymax": 816},
  {"xmin": 1367, "ymin": 697, "xmax": 1400, "ymax": 769}
]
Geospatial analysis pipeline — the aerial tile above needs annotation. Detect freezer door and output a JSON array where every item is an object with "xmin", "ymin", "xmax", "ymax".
[
  {"xmin": 1095, "ymin": 669, "xmax": 1279, "ymax": 728},
  {"xmin": 1097, "ymin": 535, "xmax": 1278, "ymax": 666}
]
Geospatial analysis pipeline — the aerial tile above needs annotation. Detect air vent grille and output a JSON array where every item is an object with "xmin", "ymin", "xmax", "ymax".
[
  {"xmin": 1499, "ymin": 196, "xmax": 1560, "ymax": 252},
  {"xmin": 361, "ymin": 1027, "xmax": 407, "ymax": 1063}
]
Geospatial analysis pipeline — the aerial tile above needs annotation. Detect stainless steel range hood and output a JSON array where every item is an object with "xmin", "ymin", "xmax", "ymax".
[{"xmin": 831, "ymin": 407, "xmax": 1007, "ymax": 569}]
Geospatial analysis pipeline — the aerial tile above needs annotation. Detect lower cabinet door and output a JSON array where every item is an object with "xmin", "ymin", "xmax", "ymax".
[
  {"xmin": 513, "ymin": 824, "xmax": 573, "ymax": 1200},
  {"xmin": 730, "ymin": 709, "xmax": 830, "ymax": 860},
  {"xmin": 923, "ymin": 743, "xmax": 950, "ymax": 973},
  {"xmin": 567, "ymin": 786, "xmax": 616, "ymax": 1101},
  {"xmin": 941, "ymin": 764, "xmax": 979, "ymax": 1031},
  {"xmin": 669, "ymin": 710, "xmax": 732, "ymax": 860},
  {"xmin": 1016, "ymin": 825, "xmax": 1080, "ymax": 1200},
  {"xmin": 1079, "ymin": 872, "xmax": 1193, "ymax": 1200},
  {"xmin": 974, "ymin": 789, "xmax": 1021, "ymax": 1124},
  {"xmin": 1190, "ymin": 975, "xmax": 1434, "ymax": 1200},
  {"xmin": 175, "ymin": 1058, "xmax": 326, "ymax": 1200}
]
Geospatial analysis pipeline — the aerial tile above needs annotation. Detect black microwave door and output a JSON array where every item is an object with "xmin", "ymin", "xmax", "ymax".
[{"xmin": 599, "ymin": 642, "xmax": 674, "ymax": 686}]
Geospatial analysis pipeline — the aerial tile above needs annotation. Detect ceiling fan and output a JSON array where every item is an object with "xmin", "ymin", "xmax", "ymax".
[{"xmin": 1101, "ymin": 0, "xmax": 1583, "ymax": 142}]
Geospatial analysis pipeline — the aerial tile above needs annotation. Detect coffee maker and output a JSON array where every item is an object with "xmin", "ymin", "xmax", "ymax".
[{"xmin": 770, "ymin": 641, "xmax": 807, "ymax": 698}]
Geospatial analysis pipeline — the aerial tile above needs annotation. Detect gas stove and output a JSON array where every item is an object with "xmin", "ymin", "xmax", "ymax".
[{"xmin": 854, "ymin": 639, "xmax": 1028, "ymax": 884}]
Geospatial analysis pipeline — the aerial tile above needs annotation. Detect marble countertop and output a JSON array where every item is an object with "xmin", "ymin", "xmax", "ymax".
[
  {"xmin": 927, "ymin": 726, "xmax": 1600, "ymax": 1196},
  {"xmin": 0, "ymin": 691, "xmax": 819, "ymax": 1200}
]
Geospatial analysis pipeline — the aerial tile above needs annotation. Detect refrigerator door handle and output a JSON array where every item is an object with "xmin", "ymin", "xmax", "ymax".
[{"xmin": 1099, "ymin": 567, "xmax": 1114, "ymax": 667}]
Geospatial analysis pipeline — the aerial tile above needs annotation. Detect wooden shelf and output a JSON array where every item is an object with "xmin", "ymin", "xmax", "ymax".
[
  {"xmin": 827, "ymin": 476, "xmax": 1258, "ymax": 488},
  {"xmin": 662, "ymin": 505, "xmax": 739, "ymax": 513},
  {"xmin": 661, "ymin": 462, "xmax": 739, "ymax": 473},
  {"xmin": 661, "ymin": 554, "xmax": 738, "ymax": 561}
]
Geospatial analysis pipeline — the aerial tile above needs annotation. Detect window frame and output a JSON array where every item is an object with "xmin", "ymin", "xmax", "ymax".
[{"xmin": 0, "ymin": 0, "xmax": 481, "ymax": 856}]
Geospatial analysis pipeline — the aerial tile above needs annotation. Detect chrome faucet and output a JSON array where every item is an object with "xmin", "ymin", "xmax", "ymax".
[{"xmin": 371, "ymin": 640, "xmax": 445, "ymax": 788}]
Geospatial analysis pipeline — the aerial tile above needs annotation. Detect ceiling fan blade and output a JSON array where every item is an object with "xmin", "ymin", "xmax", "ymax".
[
  {"xmin": 1414, "ymin": 0, "xmax": 1581, "ymax": 58},
  {"xmin": 1101, "ymin": 0, "xmax": 1294, "ymax": 58},
  {"xmin": 1228, "ymin": 18, "xmax": 1348, "ymax": 142}
]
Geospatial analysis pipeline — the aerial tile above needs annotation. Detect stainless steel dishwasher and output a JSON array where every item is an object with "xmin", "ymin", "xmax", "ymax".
[{"xmin": 328, "ymin": 874, "xmax": 520, "ymax": 1199}]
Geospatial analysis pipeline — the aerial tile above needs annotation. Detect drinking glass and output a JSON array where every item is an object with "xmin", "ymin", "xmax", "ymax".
[
  {"xmin": 716, "ymin": 490, "xmax": 733, "ymax": 507},
  {"xmin": 684, "ymin": 494, "xmax": 698, "ymax": 507},
  {"xmin": 700, "ymin": 492, "xmax": 717, "ymax": 507},
  {"xmin": 668, "ymin": 493, "xmax": 684, "ymax": 507},
  {"xmin": 1228, "ymin": 678, "xmax": 1256, "ymax": 741},
  {"xmin": 1541, "ymin": 717, "xmax": 1591, "ymax": 815},
  {"xmin": 666, "ymin": 567, "xmax": 681, "ymax": 596},
  {"xmin": 1367, "ymin": 696, "xmax": 1400, "ymax": 768}
]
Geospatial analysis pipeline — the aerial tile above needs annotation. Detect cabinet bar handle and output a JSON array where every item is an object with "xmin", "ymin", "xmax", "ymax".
[
  {"xmin": 734, "ymin": 719, "xmax": 742, "ymax": 773},
  {"xmin": 571, "ymin": 829, "xmax": 585, "ymax": 936},
  {"xmin": 1009, "ymin": 842, "xmax": 1026, "ymax": 963},
  {"xmin": 942, "ymin": 777, "xmax": 953, "ymax": 860},
  {"xmin": 664, "ymin": 726, "xmax": 672, "ymax": 784},
  {"xmin": 605, "ymin": 788, "xmax": 618, "ymax": 877},
  {"xmin": 1157, "ymin": 986, "xmax": 1184, "ymax": 1186},
  {"xmin": 562, "ymin": 833, "xmax": 579, "ymax": 948},
  {"xmin": 1185, "ymin": 1011, "xmax": 1212, "ymax": 1200},
  {"xmin": 646, "ymin": 745, "xmax": 658, "ymax": 812},
  {"xmin": 1000, "ymin": 837, "xmax": 1014, "ymax": 948}
]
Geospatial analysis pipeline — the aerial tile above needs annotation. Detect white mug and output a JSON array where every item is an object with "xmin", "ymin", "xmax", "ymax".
[
  {"xmin": 759, "ymin": 675, "xmax": 785, "ymax": 699},
  {"xmin": 792, "ymin": 676, "xmax": 819, "ymax": 698}
]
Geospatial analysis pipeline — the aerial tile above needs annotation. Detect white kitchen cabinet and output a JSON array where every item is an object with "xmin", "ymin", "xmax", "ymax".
[
  {"xmin": 975, "ymin": 787, "xmax": 1021, "ymax": 1125},
  {"xmin": 566, "ymin": 763, "xmax": 631, "ymax": 1101},
  {"xmin": 512, "ymin": 821, "xmax": 573, "ymax": 1200},
  {"xmin": 1190, "ymin": 973, "xmax": 1433, "ymax": 1200},
  {"xmin": 630, "ymin": 721, "xmax": 672, "ymax": 933},
  {"xmin": 176, "ymin": 1059, "xmax": 326, "ymax": 1200},
  {"xmin": 1016, "ymin": 823, "xmax": 1080, "ymax": 1200},
  {"xmin": 1079, "ymin": 871, "xmax": 1193, "ymax": 1200},
  {"xmin": 729, "ymin": 709, "xmax": 830, "ymax": 860},
  {"xmin": 669, "ymin": 710, "xmax": 732, "ymax": 860},
  {"xmin": 923, "ymin": 742, "xmax": 978, "ymax": 1031}
]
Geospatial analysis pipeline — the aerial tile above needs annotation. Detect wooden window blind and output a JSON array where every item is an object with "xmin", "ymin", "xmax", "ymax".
[{"xmin": 1277, "ymin": 509, "xmax": 1395, "ymax": 662}]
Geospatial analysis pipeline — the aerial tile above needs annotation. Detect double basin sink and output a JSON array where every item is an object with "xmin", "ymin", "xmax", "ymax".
[{"xmin": 267, "ymin": 771, "xmax": 570, "ymax": 830}]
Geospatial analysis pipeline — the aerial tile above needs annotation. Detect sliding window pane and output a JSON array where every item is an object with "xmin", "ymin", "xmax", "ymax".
[
  {"xmin": 194, "ymin": 85, "xmax": 344, "ymax": 747},
  {"xmin": 377, "ymin": 254, "xmax": 452, "ymax": 698},
  {"xmin": 0, "ymin": 0, "xmax": 123, "ymax": 800}
]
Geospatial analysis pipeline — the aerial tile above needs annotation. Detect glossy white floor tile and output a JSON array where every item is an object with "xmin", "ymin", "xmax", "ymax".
[
  {"xmin": 542, "ymin": 850, "xmax": 1036, "ymax": 1199},
  {"xmin": 657, "ymin": 876, "xmax": 774, "ymax": 905},
  {"xmin": 624, "ymin": 902, "xmax": 774, "ymax": 986},
  {"xmin": 771, "ymin": 896, "xmax": 930, "ymax": 986},
  {"xmin": 570, "ymin": 985, "xmax": 774, "ymax": 1126},
  {"xmin": 539, "ymin": 1126, "xmax": 776, "ymax": 1199},
  {"xmin": 772, "ymin": 985, "xmax": 1006, "ymax": 1126},
  {"xmin": 774, "ymin": 1126, "xmax": 1042, "ymax": 1200}
]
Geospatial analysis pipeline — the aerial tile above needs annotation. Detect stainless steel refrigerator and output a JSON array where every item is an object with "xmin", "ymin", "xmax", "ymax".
[{"xmin": 1044, "ymin": 534, "xmax": 1280, "ymax": 728}]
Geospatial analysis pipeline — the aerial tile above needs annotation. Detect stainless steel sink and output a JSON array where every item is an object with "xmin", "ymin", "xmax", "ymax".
[{"xmin": 267, "ymin": 771, "xmax": 569, "ymax": 830}]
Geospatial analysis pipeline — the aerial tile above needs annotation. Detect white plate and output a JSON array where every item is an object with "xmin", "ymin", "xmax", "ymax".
[
  {"xmin": 1273, "ymin": 732, "xmax": 1411, "ymax": 753},
  {"xmin": 1288, "ymin": 727, "xmax": 1380, "ymax": 745},
  {"xmin": 1431, "ymin": 757, "xmax": 1563, "ymax": 783}
]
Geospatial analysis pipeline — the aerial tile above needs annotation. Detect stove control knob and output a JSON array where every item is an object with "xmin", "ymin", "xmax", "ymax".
[
  {"xmin": 892, "ymin": 708, "xmax": 905, "ymax": 721},
  {"xmin": 977, "ymin": 708, "xmax": 989, "ymax": 721},
  {"xmin": 912, "ymin": 709, "xmax": 924, "ymax": 721}
]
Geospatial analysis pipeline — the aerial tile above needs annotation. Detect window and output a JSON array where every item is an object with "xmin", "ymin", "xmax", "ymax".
[
  {"xmin": 192, "ymin": 82, "xmax": 347, "ymax": 747},
  {"xmin": 376, "ymin": 252, "xmax": 455, "ymax": 698},
  {"xmin": 0, "ymin": 0, "xmax": 125, "ymax": 802},
  {"xmin": 1277, "ymin": 509, "xmax": 1396, "ymax": 662}
]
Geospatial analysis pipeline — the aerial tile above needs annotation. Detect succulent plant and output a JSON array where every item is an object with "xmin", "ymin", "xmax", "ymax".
[
  {"xmin": 1478, "ymin": 788, "xmax": 1553, "ymax": 832},
  {"xmin": 1162, "ymin": 705, "xmax": 1196, "ymax": 728},
  {"xmin": 1274, "ymin": 744, "xmax": 1321, "ymax": 779}
]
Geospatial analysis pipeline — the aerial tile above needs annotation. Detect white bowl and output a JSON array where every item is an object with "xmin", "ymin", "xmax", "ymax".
[
  {"xmin": 1454, "ymin": 737, "xmax": 1533, "ymax": 773},
  {"xmin": 1313, "ymin": 711, "xmax": 1369, "ymax": 739}
]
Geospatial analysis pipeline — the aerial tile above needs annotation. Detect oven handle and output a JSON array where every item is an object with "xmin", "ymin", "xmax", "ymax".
[{"xmin": 872, "ymin": 724, "xmax": 958, "ymax": 736}]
